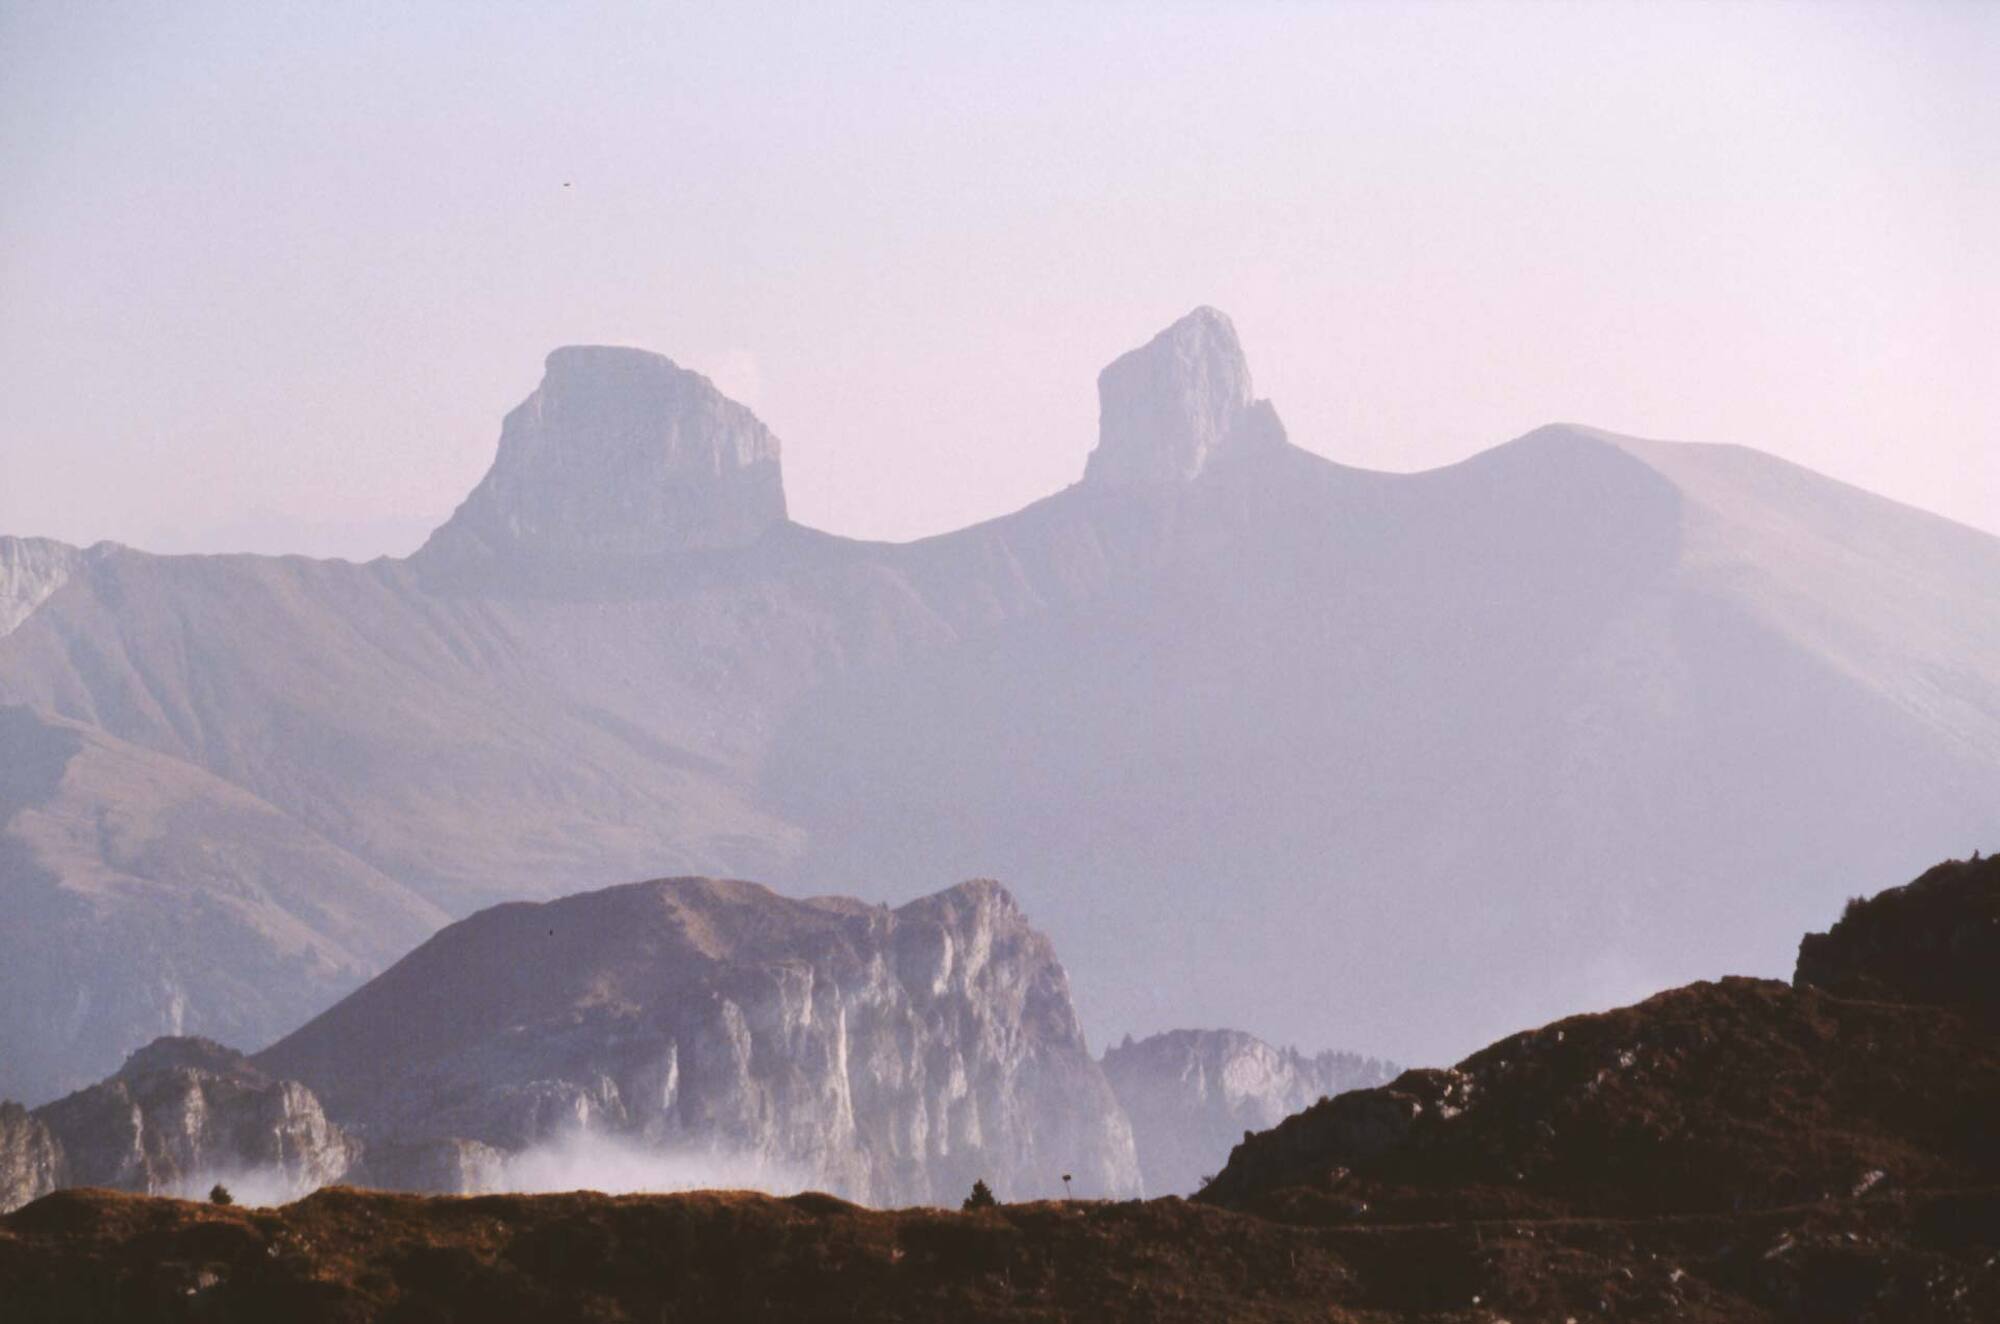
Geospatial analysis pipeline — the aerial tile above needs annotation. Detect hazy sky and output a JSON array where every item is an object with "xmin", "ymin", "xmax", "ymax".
[{"xmin": 3, "ymin": 1, "xmax": 1995, "ymax": 557}]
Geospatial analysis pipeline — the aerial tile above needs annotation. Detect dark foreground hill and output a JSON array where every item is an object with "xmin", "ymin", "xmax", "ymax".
[
  {"xmin": 4, "ymin": 856, "xmax": 1997, "ymax": 1322},
  {"xmin": 0, "ymin": 1182, "xmax": 1993, "ymax": 1323},
  {"xmin": 1198, "ymin": 855, "xmax": 2000, "ymax": 1226}
]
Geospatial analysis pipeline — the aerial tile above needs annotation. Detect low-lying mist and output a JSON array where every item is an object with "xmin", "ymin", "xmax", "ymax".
[
  {"xmin": 494, "ymin": 1131, "xmax": 812, "ymax": 1198},
  {"xmin": 170, "ymin": 1132, "xmax": 814, "ymax": 1208}
]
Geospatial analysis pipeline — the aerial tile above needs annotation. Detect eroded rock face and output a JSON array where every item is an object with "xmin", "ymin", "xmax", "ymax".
[
  {"xmin": 1101, "ymin": 1029, "xmax": 1394, "ymax": 1195},
  {"xmin": 420, "ymin": 346, "xmax": 786, "ymax": 571},
  {"xmin": 34, "ymin": 1037, "xmax": 355, "ymax": 1200},
  {"xmin": 259, "ymin": 878, "xmax": 1141, "ymax": 1205},
  {"xmin": 0, "ymin": 1102, "xmax": 64, "ymax": 1212}
]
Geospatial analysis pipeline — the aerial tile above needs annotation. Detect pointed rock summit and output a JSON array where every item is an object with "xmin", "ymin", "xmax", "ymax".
[
  {"xmin": 422, "ymin": 346, "xmax": 785, "ymax": 567},
  {"xmin": 1084, "ymin": 307, "xmax": 1280, "ymax": 486}
]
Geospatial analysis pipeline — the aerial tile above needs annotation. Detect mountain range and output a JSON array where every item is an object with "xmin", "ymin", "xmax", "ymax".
[{"xmin": 3, "ymin": 307, "xmax": 1996, "ymax": 1102}]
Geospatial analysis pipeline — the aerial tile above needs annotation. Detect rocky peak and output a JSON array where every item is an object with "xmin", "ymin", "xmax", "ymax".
[
  {"xmin": 33, "ymin": 1036, "xmax": 355, "ymax": 1200},
  {"xmin": 421, "ymin": 346, "xmax": 786, "ymax": 568},
  {"xmin": 1084, "ymin": 307, "xmax": 1280, "ymax": 486}
]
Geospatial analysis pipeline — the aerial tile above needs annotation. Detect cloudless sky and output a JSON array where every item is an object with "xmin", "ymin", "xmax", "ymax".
[{"xmin": 2, "ymin": 0, "xmax": 1994, "ymax": 557}]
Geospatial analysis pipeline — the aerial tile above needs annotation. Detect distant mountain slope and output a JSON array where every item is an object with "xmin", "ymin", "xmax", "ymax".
[
  {"xmin": 2, "ymin": 307, "xmax": 1995, "ymax": 1099},
  {"xmin": 0, "ymin": 705, "xmax": 441, "ymax": 1102},
  {"xmin": 765, "ymin": 411, "xmax": 2000, "ymax": 1061},
  {"xmin": 256, "ymin": 877, "xmax": 1140, "ymax": 1206},
  {"xmin": 1610, "ymin": 431, "xmax": 2000, "ymax": 763}
]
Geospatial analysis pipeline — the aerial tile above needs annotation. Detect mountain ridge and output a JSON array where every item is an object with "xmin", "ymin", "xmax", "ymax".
[{"xmin": 2, "ymin": 308, "xmax": 1996, "ymax": 1099}]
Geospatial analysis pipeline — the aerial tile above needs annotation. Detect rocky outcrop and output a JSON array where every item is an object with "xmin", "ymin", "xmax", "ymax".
[
  {"xmin": 34, "ymin": 1037, "xmax": 356, "ymax": 1201},
  {"xmin": 1796, "ymin": 854, "xmax": 2000, "ymax": 1012},
  {"xmin": 1200, "ymin": 856, "xmax": 2000, "ymax": 1224},
  {"xmin": 0, "ymin": 1102, "xmax": 64, "ymax": 1212},
  {"xmin": 420, "ymin": 346, "xmax": 785, "ymax": 572},
  {"xmin": 1101, "ymin": 1030, "xmax": 1393, "ymax": 1195},
  {"xmin": 1083, "ymin": 306, "xmax": 1283, "ymax": 485},
  {"xmin": 0, "ymin": 538, "xmax": 82, "ymax": 638},
  {"xmin": 259, "ymin": 877, "xmax": 1140, "ymax": 1206}
]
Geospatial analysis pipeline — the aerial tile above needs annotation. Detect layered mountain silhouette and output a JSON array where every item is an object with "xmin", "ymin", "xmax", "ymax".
[{"xmin": 3, "ymin": 308, "xmax": 1996, "ymax": 1102}]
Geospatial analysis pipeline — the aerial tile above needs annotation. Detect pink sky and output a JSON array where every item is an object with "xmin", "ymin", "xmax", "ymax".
[{"xmin": 2, "ymin": 1, "xmax": 1994, "ymax": 557}]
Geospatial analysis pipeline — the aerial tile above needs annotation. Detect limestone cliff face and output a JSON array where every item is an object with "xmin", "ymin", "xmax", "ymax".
[
  {"xmin": 0, "ymin": 1102, "xmax": 64, "ymax": 1212},
  {"xmin": 1101, "ymin": 1030, "xmax": 1395, "ymax": 1195},
  {"xmin": 33, "ymin": 1038, "xmax": 355, "ymax": 1201},
  {"xmin": 260, "ymin": 878, "xmax": 1141, "ymax": 1205},
  {"xmin": 419, "ymin": 346, "xmax": 785, "ymax": 571}
]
